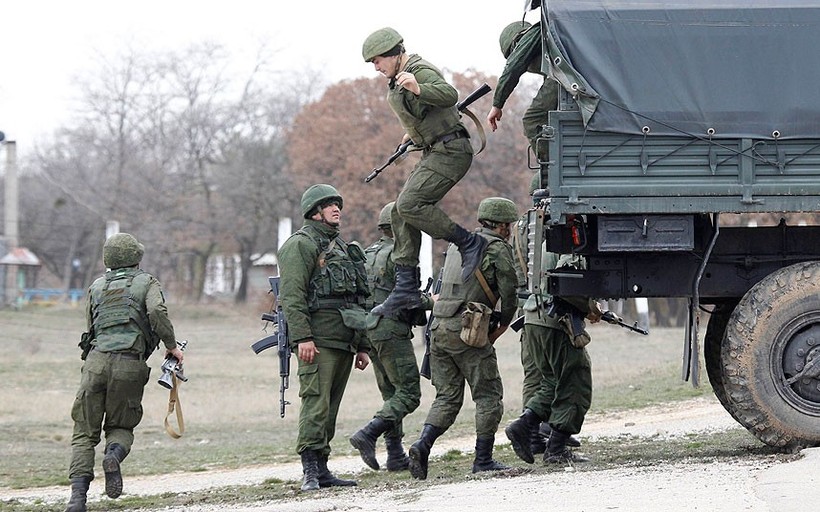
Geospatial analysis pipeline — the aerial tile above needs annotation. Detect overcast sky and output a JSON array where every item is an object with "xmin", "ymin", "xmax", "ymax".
[{"xmin": 0, "ymin": 1, "xmax": 539, "ymax": 155}]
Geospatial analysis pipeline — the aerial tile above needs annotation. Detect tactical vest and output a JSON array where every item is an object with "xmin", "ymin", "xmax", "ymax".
[
  {"xmin": 364, "ymin": 236, "xmax": 395, "ymax": 306},
  {"xmin": 90, "ymin": 268, "xmax": 154, "ymax": 354},
  {"xmin": 297, "ymin": 225, "xmax": 370, "ymax": 311},
  {"xmin": 432, "ymin": 231, "xmax": 501, "ymax": 318},
  {"xmin": 387, "ymin": 54, "xmax": 463, "ymax": 147}
]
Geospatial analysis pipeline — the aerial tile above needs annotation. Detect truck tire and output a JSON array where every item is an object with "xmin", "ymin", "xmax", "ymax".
[
  {"xmin": 722, "ymin": 261, "xmax": 820, "ymax": 450},
  {"xmin": 704, "ymin": 302, "xmax": 741, "ymax": 422}
]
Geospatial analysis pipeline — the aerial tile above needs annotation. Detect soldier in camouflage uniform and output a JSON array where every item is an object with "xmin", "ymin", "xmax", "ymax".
[
  {"xmin": 487, "ymin": 20, "xmax": 559, "ymax": 159},
  {"xmin": 65, "ymin": 233, "xmax": 182, "ymax": 512},
  {"xmin": 278, "ymin": 184, "xmax": 372, "ymax": 491},
  {"xmin": 505, "ymin": 186, "xmax": 601, "ymax": 465},
  {"xmin": 407, "ymin": 198, "xmax": 520, "ymax": 480},
  {"xmin": 362, "ymin": 27, "xmax": 489, "ymax": 320},
  {"xmin": 349, "ymin": 202, "xmax": 430, "ymax": 472}
]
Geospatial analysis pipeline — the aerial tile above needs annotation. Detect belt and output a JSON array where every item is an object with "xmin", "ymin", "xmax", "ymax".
[
  {"xmin": 434, "ymin": 130, "xmax": 468, "ymax": 146},
  {"xmin": 90, "ymin": 348, "xmax": 142, "ymax": 360}
]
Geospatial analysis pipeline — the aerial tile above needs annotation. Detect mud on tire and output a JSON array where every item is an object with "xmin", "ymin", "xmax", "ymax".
[{"xmin": 722, "ymin": 261, "xmax": 820, "ymax": 450}]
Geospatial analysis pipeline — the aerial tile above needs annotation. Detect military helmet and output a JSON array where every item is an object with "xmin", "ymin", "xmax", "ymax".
[
  {"xmin": 301, "ymin": 184, "xmax": 343, "ymax": 218},
  {"xmin": 103, "ymin": 233, "xmax": 144, "ymax": 269},
  {"xmin": 500, "ymin": 21, "xmax": 532, "ymax": 58},
  {"xmin": 362, "ymin": 27, "xmax": 403, "ymax": 62},
  {"xmin": 529, "ymin": 172, "xmax": 541, "ymax": 194},
  {"xmin": 478, "ymin": 197, "xmax": 519, "ymax": 223},
  {"xmin": 378, "ymin": 201, "xmax": 394, "ymax": 227}
]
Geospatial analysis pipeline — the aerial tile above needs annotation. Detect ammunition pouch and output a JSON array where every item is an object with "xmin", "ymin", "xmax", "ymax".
[
  {"xmin": 460, "ymin": 302, "xmax": 494, "ymax": 348},
  {"xmin": 558, "ymin": 313, "xmax": 591, "ymax": 348}
]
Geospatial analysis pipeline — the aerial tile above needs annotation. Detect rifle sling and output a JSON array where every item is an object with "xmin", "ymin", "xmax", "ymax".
[
  {"xmin": 164, "ymin": 374, "xmax": 185, "ymax": 439},
  {"xmin": 461, "ymin": 107, "xmax": 487, "ymax": 155},
  {"xmin": 473, "ymin": 268, "xmax": 498, "ymax": 307}
]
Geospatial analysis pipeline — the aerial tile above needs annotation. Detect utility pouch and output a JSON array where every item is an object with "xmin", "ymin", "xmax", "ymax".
[
  {"xmin": 339, "ymin": 307, "xmax": 367, "ymax": 331},
  {"xmin": 559, "ymin": 314, "xmax": 591, "ymax": 348},
  {"xmin": 460, "ymin": 302, "xmax": 493, "ymax": 348}
]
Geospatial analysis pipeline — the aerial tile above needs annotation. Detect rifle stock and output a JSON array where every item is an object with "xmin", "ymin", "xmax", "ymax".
[{"xmin": 420, "ymin": 267, "xmax": 445, "ymax": 380}]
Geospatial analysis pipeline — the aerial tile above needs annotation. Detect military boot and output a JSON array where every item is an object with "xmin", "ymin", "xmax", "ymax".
[
  {"xmin": 448, "ymin": 225, "xmax": 489, "ymax": 282},
  {"xmin": 317, "ymin": 453, "xmax": 357, "ymax": 487},
  {"xmin": 472, "ymin": 435, "xmax": 511, "ymax": 473},
  {"xmin": 64, "ymin": 476, "xmax": 91, "ymax": 512},
  {"xmin": 371, "ymin": 265, "xmax": 423, "ymax": 319},
  {"xmin": 540, "ymin": 421, "xmax": 581, "ymax": 448},
  {"xmin": 349, "ymin": 417, "xmax": 393, "ymax": 470},
  {"xmin": 530, "ymin": 422, "xmax": 547, "ymax": 455},
  {"xmin": 408, "ymin": 424, "xmax": 446, "ymax": 480},
  {"xmin": 300, "ymin": 450, "xmax": 320, "ymax": 491},
  {"xmin": 505, "ymin": 408, "xmax": 541, "ymax": 463},
  {"xmin": 102, "ymin": 443, "xmax": 126, "ymax": 499},
  {"xmin": 384, "ymin": 436, "xmax": 410, "ymax": 471},
  {"xmin": 544, "ymin": 428, "xmax": 589, "ymax": 464}
]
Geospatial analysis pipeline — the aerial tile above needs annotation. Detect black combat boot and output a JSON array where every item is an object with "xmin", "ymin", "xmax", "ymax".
[
  {"xmin": 64, "ymin": 476, "xmax": 91, "ymax": 512},
  {"xmin": 349, "ymin": 417, "xmax": 393, "ymax": 470},
  {"xmin": 371, "ymin": 265, "xmax": 423, "ymax": 319},
  {"xmin": 102, "ymin": 443, "xmax": 127, "ymax": 499},
  {"xmin": 504, "ymin": 408, "xmax": 541, "ymax": 463},
  {"xmin": 408, "ymin": 424, "xmax": 446, "ymax": 480},
  {"xmin": 530, "ymin": 422, "xmax": 547, "ymax": 455},
  {"xmin": 300, "ymin": 450, "xmax": 320, "ymax": 491},
  {"xmin": 472, "ymin": 435, "xmax": 511, "ymax": 473},
  {"xmin": 544, "ymin": 428, "xmax": 589, "ymax": 464},
  {"xmin": 448, "ymin": 225, "xmax": 489, "ymax": 282},
  {"xmin": 540, "ymin": 421, "xmax": 581, "ymax": 448},
  {"xmin": 384, "ymin": 435, "xmax": 410, "ymax": 471},
  {"xmin": 316, "ymin": 453, "xmax": 357, "ymax": 487}
]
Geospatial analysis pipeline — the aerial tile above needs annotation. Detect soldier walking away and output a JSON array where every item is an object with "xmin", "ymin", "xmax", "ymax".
[
  {"xmin": 505, "ymin": 187, "xmax": 600, "ymax": 465},
  {"xmin": 349, "ymin": 202, "xmax": 430, "ymax": 472},
  {"xmin": 407, "ymin": 198, "xmax": 519, "ymax": 480},
  {"xmin": 362, "ymin": 27, "xmax": 488, "ymax": 320},
  {"xmin": 65, "ymin": 233, "xmax": 183, "ymax": 512},
  {"xmin": 278, "ymin": 184, "xmax": 372, "ymax": 491},
  {"xmin": 487, "ymin": 12, "xmax": 559, "ymax": 160}
]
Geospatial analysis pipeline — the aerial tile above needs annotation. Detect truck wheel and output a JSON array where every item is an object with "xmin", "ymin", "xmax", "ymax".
[
  {"xmin": 704, "ymin": 302, "xmax": 741, "ymax": 421},
  {"xmin": 723, "ymin": 261, "xmax": 820, "ymax": 450}
]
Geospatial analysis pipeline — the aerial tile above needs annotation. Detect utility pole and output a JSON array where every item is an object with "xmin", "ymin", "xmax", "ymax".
[{"xmin": 2, "ymin": 134, "xmax": 19, "ymax": 248}]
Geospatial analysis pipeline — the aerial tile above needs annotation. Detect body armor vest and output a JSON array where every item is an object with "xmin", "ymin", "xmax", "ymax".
[
  {"xmin": 433, "ymin": 231, "xmax": 501, "ymax": 318},
  {"xmin": 90, "ymin": 268, "xmax": 153, "ymax": 353},
  {"xmin": 387, "ymin": 55, "xmax": 463, "ymax": 147},
  {"xmin": 297, "ymin": 225, "xmax": 370, "ymax": 311},
  {"xmin": 364, "ymin": 237, "xmax": 395, "ymax": 306}
]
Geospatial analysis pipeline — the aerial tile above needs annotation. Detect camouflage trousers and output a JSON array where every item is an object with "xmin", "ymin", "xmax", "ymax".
[
  {"xmin": 296, "ymin": 346, "xmax": 354, "ymax": 456},
  {"xmin": 522, "ymin": 323, "xmax": 592, "ymax": 434},
  {"xmin": 424, "ymin": 317, "xmax": 504, "ymax": 437},
  {"xmin": 522, "ymin": 77, "xmax": 558, "ymax": 159},
  {"xmin": 367, "ymin": 316, "xmax": 422, "ymax": 439},
  {"xmin": 391, "ymin": 137, "xmax": 473, "ymax": 267},
  {"xmin": 520, "ymin": 330, "xmax": 541, "ymax": 409},
  {"xmin": 68, "ymin": 349, "xmax": 150, "ymax": 479}
]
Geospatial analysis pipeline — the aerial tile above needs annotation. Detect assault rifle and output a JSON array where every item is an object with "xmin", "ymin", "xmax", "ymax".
[
  {"xmin": 510, "ymin": 300, "xmax": 649, "ymax": 336},
  {"xmin": 250, "ymin": 276, "xmax": 292, "ymax": 418},
  {"xmin": 420, "ymin": 267, "xmax": 444, "ymax": 380},
  {"xmin": 365, "ymin": 82, "xmax": 492, "ymax": 183},
  {"xmin": 601, "ymin": 310, "xmax": 649, "ymax": 335}
]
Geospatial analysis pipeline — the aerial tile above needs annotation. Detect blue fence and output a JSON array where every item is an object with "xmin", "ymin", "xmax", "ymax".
[{"xmin": 22, "ymin": 288, "xmax": 85, "ymax": 303}]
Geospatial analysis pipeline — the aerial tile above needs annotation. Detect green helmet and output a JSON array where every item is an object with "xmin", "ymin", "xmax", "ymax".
[
  {"xmin": 478, "ymin": 197, "xmax": 519, "ymax": 223},
  {"xmin": 529, "ymin": 172, "xmax": 541, "ymax": 194},
  {"xmin": 362, "ymin": 27, "xmax": 403, "ymax": 62},
  {"xmin": 103, "ymin": 233, "xmax": 144, "ymax": 269},
  {"xmin": 378, "ymin": 201, "xmax": 394, "ymax": 227},
  {"xmin": 301, "ymin": 184, "xmax": 343, "ymax": 218},
  {"xmin": 500, "ymin": 21, "xmax": 532, "ymax": 58}
]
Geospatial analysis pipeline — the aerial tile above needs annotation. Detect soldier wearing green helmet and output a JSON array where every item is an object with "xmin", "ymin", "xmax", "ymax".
[
  {"xmin": 65, "ymin": 233, "xmax": 181, "ymax": 512},
  {"xmin": 278, "ymin": 184, "xmax": 371, "ymax": 491},
  {"xmin": 362, "ymin": 27, "xmax": 488, "ymax": 321},
  {"xmin": 406, "ymin": 197, "xmax": 519, "ymax": 481},
  {"xmin": 349, "ymin": 201, "xmax": 431, "ymax": 473},
  {"xmin": 487, "ymin": 10, "xmax": 560, "ymax": 159}
]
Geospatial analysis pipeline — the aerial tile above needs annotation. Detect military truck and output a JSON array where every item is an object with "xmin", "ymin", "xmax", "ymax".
[{"xmin": 529, "ymin": 0, "xmax": 820, "ymax": 450}]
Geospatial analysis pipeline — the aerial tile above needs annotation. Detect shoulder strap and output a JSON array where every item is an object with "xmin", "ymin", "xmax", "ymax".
[{"xmin": 473, "ymin": 268, "xmax": 498, "ymax": 306}]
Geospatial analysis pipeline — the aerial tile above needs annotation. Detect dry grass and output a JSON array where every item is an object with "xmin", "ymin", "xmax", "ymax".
[{"xmin": 0, "ymin": 302, "xmax": 704, "ymax": 489}]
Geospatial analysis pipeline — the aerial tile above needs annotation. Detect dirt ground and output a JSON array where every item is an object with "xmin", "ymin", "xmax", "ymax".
[{"xmin": 5, "ymin": 396, "xmax": 817, "ymax": 511}]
